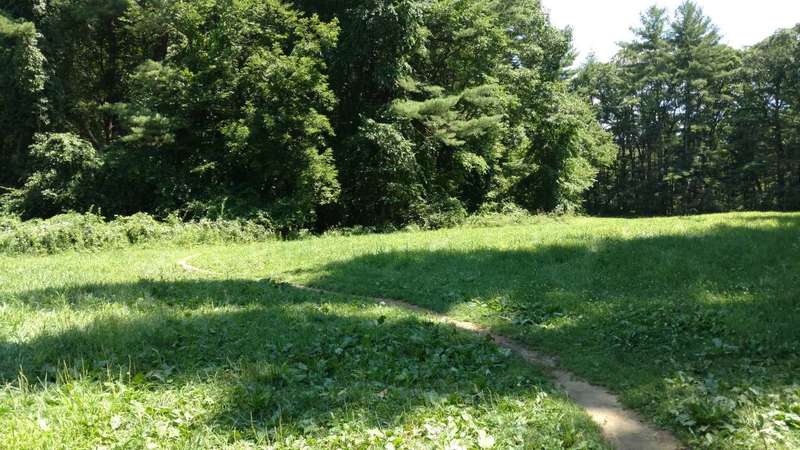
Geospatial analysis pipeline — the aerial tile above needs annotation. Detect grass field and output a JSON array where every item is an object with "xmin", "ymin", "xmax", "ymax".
[
  {"xmin": 1, "ymin": 248, "xmax": 606, "ymax": 448},
  {"xmin": 2, "ymin": 212, "xmax": 799, "ymax": 448}
]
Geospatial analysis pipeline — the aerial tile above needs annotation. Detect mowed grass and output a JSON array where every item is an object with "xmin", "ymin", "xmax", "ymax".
[
  {"xmin": 0, "ymin": 251, "xmax": 608, "ymax": 448},
  {"xmin": 195, "ymin": 212, "xmax": 800, "ymax": 449}
]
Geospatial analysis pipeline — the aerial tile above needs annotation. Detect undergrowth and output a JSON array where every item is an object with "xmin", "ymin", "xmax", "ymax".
[{"xmin": 0, "ymin": 212, "xmax": 275, "ymax": 255}]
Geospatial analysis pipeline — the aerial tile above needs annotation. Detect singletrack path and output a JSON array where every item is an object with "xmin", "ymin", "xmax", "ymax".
[{"xmin": 178, "ymin": 255, "xmax": 683, "ymax": 450}]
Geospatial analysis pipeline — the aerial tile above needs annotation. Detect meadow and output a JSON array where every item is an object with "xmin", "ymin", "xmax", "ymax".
[{"xmin": 2, "ymin": 212, "xmax": 799, "ymax": 449}]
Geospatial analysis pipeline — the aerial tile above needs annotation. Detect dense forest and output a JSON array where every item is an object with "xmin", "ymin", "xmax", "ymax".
[
  {"xmin": 0, "ymin": 0, "xmax": 797, "ymax": 231},
  {"xmin": 576, "ymin": 3, "xmax": 800, "ymax": 215}
]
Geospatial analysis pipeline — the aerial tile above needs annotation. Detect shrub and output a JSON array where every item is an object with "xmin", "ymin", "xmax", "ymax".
[
  {"xmin": 464, "ymin": 202, "xmax": 535, "ymax": 228},
  {"xmin": 418, "ymin": 196, "xmax": 468, "ymax": 229},
  {"xmin": 114, "ymin": 213, "xmax": 168, "ymax": 244},
  {"xmin": 0, "ymin": 212, "xmax": 276, "ymax": 255},
  {"xmin": 0, "ymin": 212, "xmax": 120, "ymax": 254},
  {"xmin": 10, "ymin": 133, "xmax": 102, "ymax": 218}
]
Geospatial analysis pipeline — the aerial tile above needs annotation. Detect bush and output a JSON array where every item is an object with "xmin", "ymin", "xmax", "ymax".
[
  {"xmin": 464, "ymin": 202, "xmax": 535, "ymax": 228},
  {"xmin": 0, "ymin": 212, "xmax": 276, "ymax": 255},
  {"xmin": 10, "ymin": 133, "xmax": 102, "ymax": 218},
  {"xmin": 417, "ymin": 196, "xmax": 468, "ymax": 229},
  {"xmin": 0, "ymin": 212, "xmax": 119, "ymax": 254},
  {"xmin": 0, "ymin": 207, "xmax": 557, "ymax": 255}
]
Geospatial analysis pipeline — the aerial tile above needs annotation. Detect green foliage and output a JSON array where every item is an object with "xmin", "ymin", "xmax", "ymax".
[
  {"xmin": 389, "ymin": 82, "xmax": 508, "ymax": 212},
  {"xmin": 6, "ymin": 133, "xmax": 102, "ymax": 218},
  {"xmin": 1, "ymin": 0, "xmax": 618, "ymax": 228},
  {"xmin": 575, "ymin": 1, "xmax": 798, "ymax": 215},
  {"xmin": 332, "ymin": 0, "xmax": 615, "ymax": 225},
  {"xmin": 0, "ymin": 12, "xmax": 46, "ymax": 187},
  {"xmin": 511, "ymin": 83, "xmax": 616, "ymax": 212},
  {"xmin": 728, "ymin": 25, "xmax": 800, "ymax": 211},
  {"xmin": 0, "ymin": 212, "xmax": 274, "ymax": 255},
  {"xmin": 340, "ymin": 120, "xmax": 424, "ymax": 226},
  {"xmin": 102, "ymin": 0, "xmax": 341, "ymax": 230},
  {"xmin": 295, "ymin": 0, "xmax": 429, "ymax": 130},
  {"xmin": 12, "ymin": 0, "xmax": 796, "ymax": 229}
]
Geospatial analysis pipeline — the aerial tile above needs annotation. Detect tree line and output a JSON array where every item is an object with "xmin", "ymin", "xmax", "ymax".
[
  {"xmin": 574, "ymin": 3, "xmax": 800, "ymax": 215},
  {"xmin": 0, "ymin": 1, "xmax": 797, "ymax": 231}
]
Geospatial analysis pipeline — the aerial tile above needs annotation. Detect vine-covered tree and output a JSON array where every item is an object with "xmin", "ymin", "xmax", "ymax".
[{"xmin": 0, "ymin": 12, "xmax": 46, "ymax": 188}]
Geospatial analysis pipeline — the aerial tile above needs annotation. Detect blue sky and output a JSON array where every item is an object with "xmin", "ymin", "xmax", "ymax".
[{"xmin": 541, "ymin": 0, "xmax": 800, "ymax": 62}]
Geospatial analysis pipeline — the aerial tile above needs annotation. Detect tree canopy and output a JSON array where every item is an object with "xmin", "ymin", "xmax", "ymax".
[
  {"xmin": 1, "ymin": 0, "xmax": 797, "ymax": 229},
  {"xmin": 574, "ymin": 3, "xmax": 799, "ymax": 215}
]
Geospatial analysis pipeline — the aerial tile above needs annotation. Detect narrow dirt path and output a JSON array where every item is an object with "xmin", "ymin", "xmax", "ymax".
[{"xmin": 178, "ymin": 255, "xmax": 683, "ymax": 450}]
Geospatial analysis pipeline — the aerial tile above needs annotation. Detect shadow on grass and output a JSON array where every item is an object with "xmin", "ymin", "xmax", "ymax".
[
  {"xmin": 0, "ymin": 279, "xmax": 605, "ymax": 447},
  {"xmin": 294, "ymin": 217, "xmax": 800, "ymax": 438}
]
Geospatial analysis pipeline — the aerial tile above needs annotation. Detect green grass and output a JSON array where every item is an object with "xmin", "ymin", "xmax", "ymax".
[
  {"xmin": 194, "ymin": 212, "xmax": 800, "ymax": 449},
  {"xmin": 0, "ymin": 250, "xmax": 607, "ymax": 448},
  {"xmin": 3, "ymin": 212, "xmax": 799, "ymax": 449}
]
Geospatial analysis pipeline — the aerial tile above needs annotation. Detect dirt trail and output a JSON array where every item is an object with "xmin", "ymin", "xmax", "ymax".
[{"xmin": 178, "ymin": 255, "xmax": 683, "ymax": 450}]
